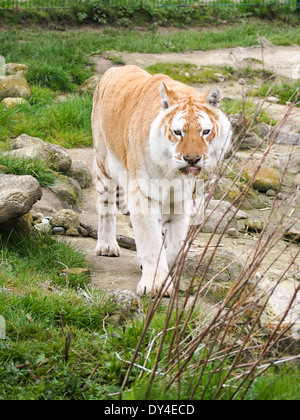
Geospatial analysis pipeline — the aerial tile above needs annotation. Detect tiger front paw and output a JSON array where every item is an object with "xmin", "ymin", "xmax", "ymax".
[
  {"xmin": 136, "ymin": 270, "xmax": 173, "ymax": 297},
  {"xmin": 95, "ymin": 241, "xmax": 120, "ymax": 257}
]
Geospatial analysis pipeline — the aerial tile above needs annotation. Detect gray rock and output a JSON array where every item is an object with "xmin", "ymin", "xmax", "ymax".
[
  {"xmin": 79, "ymin": 74, "xmax": 102, "ymax": 95},
  {"xmin": 49, "ymin": 176, "xmax": 82, "ymax": 208},
  {"xmin": 77, "ymin": 225, "xmax": 88, "ymax": 237},
  {"xmin": 9, "ymin": 134, "xmax": 44, "ymax": 150},
  {"xmin": 201, "ymin": 199, "xmax": 238, "ymax": 234},
  {"xmin": 0, "ymin": 174, "xmax": 42, "ymax": 223},
  {"xmin": 0, "ymin": 75, "xmax": 31, "ymax": 100},
  {"xmin": 274, "ymin": 131, "xmax": 300, "ymax": 145},
  {"xmin": 9, "ymin": 134, "xmax": 72, "ymax": 174},
  {"xmin": 255, "ymin": 123, "xmax": 300, "ymax": 145},
  {"xmin": 278, "ymin": 153, "xmax": 300, "ymax": 174},
  {"xmin": 66, "ymin": 160, "xmax": 93, "ymax": 189},
  {"xmin": 32, "ymin": 187, "xmax": 67, "ymax": 217},
  {"xmin": 239, "ymin": 132, "xmax": 262, "ymax": 150},
  {"xmin": 255, "ymin": 277, "xmax": 300, "ymax": 343},
  {"xmin": 182, "ymin": 249, "xmax": 244, "ymax": 303},
  {"xmin": 235, "ymin": 209, "xmax": 249, "ymax": 220},
  {"xmin": 4, "ymin": 63, "xmax": 29, "ymax": 76},
  {"xmin": 1, "ymin": 97, "xmax": 28, "ymax": 108},
  {"xmin": 242, "ymin": 165, "xmax": 281, "ymax": 192}
]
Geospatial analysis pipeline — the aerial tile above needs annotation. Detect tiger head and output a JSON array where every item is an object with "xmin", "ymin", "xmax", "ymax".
[{"xmin": 150, "ymin": 82, "xmax": 232, "ymax": 177}]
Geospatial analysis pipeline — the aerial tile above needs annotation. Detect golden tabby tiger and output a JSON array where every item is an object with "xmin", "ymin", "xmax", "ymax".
[{"xmin": 92, "ymin": 65, "xmax": 232, "ymax": 296}]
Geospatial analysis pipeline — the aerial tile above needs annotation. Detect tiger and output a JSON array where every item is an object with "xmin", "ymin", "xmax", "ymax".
[{"xmin": 92, "ymin": 65, "xmax": 232, "ymax": 296}]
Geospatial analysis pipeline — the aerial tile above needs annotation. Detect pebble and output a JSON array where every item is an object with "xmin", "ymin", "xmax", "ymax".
[
  {"xmin": 52, "ymin": 227, "xmax": 65, "ymax": 235},
  {"xmin": 266, "ymin": 189, "xmax": 276, "ymax": 197},
  {"xmin": 267, "ymin": 96, "xmax": 280, "ymax": 103},
  {"xmin": 226, "ymin": 228, "xmax": 239, "ymax": 238},
  {"xmin": 277, "ymin": 193, "xmax": 286, "ymax": 200},
  {"xmin": 235, "ymin": 210, "xmax": 249, "ymax": 220}
]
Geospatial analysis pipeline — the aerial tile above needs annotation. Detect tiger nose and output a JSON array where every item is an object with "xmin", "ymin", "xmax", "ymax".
[{"xmin": 183, "ymin": 155, "xmax": 203, "ymax": 165}]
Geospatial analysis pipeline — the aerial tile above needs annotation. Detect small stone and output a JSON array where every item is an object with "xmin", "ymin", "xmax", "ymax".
[
  {"xmin": 51, "ymin": 209, "xmax": 80, "ymax": 230},
  {"xmin": 41, "ymin": 218, "xmax": 50, "ymax": 224},
  {"xmin": 1, "ymin": 97, "xmax": 28, "ymax": 108},
  {"xmin": 235, "ymin": 210, "xmax": 249, "ymax": 220},
  {"xmin": 65, "ymin": 227, "xmax": 80, "ymax": 237},
  {"xmin": 267, "ymin": 96, "xmax": 280, "ymax": 103},
  {"xmin": 277, "ymin": 193, "xmax": 286, "ymax": 200},
  {"xmin": 77, "ymin": 226, "xmax": 88, "ymax": 237},
  {"xmin": 226, "ymin": 228, "xmax": 239, "ymax": 238},
  {"xmin": 52, "ymin": 227, "xmax": 65, "ymax": 235},
  {"xmin": 107, "ymin": 289, "xmax": 144, "ymax": 324},
  {"xmin": 266, "ymin": 189, "xmax": 276, "ymax": 197}
]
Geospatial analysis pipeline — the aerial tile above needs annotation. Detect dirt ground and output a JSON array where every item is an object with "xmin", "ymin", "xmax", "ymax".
[{"xmin": 65, "ymin": 46, "xmax": 300, "ymax": 293}]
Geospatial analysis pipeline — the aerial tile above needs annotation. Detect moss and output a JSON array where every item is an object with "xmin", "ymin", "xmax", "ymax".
[
  {"xmin": 0, "ymin": 75, "xmax": 32, "ymax": 100},
  {"xmin": 0, "ymin": 164, "xmax": 9, "ymax": 174},
  {"xmin": 146, "ymin": 63, "xmax": 234, "ymax": 85},
  {"xmin": 241, "ymin": 166, "xmax": 281, "ymax": 192}
]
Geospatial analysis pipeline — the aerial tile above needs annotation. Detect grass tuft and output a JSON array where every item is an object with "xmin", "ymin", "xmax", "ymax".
[{"xmin": 0, "ymin": 152, "xmax": 57, "ymax": 187}]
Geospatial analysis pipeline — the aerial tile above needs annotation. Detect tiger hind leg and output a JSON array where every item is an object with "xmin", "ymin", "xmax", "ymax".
[{"xmin": 94, "ymin": 157, "xmax": 120, "ymax": 257}]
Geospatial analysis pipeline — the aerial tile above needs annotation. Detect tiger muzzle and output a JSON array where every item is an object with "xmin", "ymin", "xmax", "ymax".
[{"xmin": 181, "ymin": 155, "xmax": 203, "ymax": 175}]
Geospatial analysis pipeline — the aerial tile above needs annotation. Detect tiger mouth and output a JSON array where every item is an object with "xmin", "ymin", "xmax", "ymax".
[{"xmin": 179, "ymin": 166, "xmax": 202, "ymax": 175}]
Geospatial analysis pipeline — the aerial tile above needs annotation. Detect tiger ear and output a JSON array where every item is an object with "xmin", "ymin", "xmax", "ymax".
[
  {"xmin": 205, "ymin": 87, "xmax": 222, "ymax": 108},
  {"xmin": 159, "ymin": 82, "xmax": 178, "ymax": 109}
]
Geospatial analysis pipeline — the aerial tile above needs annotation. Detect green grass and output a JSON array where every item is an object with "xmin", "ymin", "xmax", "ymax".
[
  {"xmin": 147, "ymin": 63, "xmax": 235, "ymax": 85},
  {"xmin": 0, "ymin": 152, "xmax": 57, "ymax": 187},
  {"xmin": 0, "ymin": 22, "xmax": 298, "ymax": 149},
  {"xmin": 0, "ymin": 90, "xmax": 93, "ymax": 149},
  {"xmin": 0, "ymin": 232, "xmax": 299, "ymax": 400},
  {"xmin": 0, "ymin": 22, "xmax": 299, "ymax": 88},
  {"xmin": 146, "ymin": 62, "xmax": 275, "ymax": 85},
  {"xmin": 252, "ymin": 80, "xmax": 300, "ymax": 106}
]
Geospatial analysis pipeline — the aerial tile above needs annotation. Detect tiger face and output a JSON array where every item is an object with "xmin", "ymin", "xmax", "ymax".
[{"xmin": 149, "ymin": 82, "xmax": 232, "ymax": 177}]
